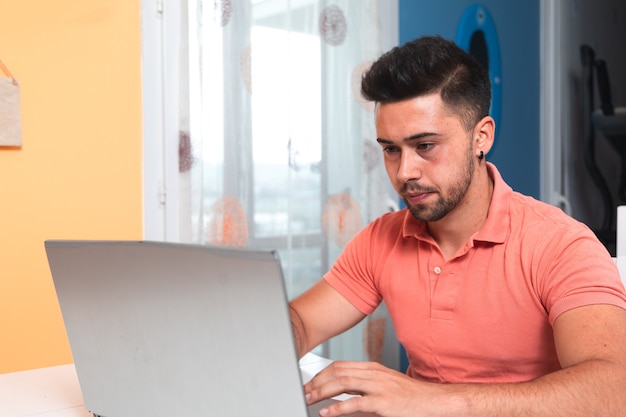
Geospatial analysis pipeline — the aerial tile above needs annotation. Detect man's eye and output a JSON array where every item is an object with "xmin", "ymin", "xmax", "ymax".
[
  {"xmin": 417, "ymin": 143, "xmax": 434, "ymax": 151},
  {"xmin": 382, "ymin": 146, "xmax": 399, "ymax": 154}
]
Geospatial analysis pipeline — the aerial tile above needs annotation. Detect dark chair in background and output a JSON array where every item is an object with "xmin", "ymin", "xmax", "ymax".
[{"xmin": 580, "ymin": 45, "xmax": 626, "ymax": 254}]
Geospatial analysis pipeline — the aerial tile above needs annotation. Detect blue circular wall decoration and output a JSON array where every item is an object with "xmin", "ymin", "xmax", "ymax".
[{"xmin": 456, "ymin": 4, "xmax": 501, "ymax": 139}]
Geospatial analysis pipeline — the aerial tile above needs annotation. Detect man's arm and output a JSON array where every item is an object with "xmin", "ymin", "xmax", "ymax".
[
  {"xmin": 304, "ymin": 304, "xmax": 626, "ymax": 417},
  {"xmin": 447, "ymin": 303, "xmax": 626, "ymax": 416},
  {"xmin": 290, "ymin": 279, "xmax": 367, "ymax": 358}
]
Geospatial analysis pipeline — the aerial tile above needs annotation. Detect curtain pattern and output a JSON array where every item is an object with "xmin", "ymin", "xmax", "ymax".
[{"xmin": 178, "ymin": 0, "xmax": 392, "ymax": 361}]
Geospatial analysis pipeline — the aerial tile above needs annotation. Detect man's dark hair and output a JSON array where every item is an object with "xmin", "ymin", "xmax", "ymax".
[{"xmin": 361, "ymin": 35, "xmax": 491, "ymax": 131}]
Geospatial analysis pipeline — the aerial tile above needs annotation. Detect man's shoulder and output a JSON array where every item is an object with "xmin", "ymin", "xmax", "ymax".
[
  {"xmin": 509, "ymin": 192, "xmax": 582, "ymax": 226},
  {"xmin": 370, "ymin": 208, "xmax": 417, "ymax": 233},
  {"xmin": 356, "ymin": 209, "xmax": 417, "ymax": 243},
  {"xmin": 507, "ymin": 191, "xmax": 597, "ymax": 243}
]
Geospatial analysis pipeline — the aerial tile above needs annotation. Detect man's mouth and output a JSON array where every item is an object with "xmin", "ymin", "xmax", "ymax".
[{"xmin": 403, "ymin": 191, "xmax": 432, "ymax": 205}]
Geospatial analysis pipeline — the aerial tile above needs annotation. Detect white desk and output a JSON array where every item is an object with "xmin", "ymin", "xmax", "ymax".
[
  {"xmin": 0, "ymin": 364, "xmax": 91, "ymax": 417},
  {"xmin": 0, "ymin": 354, "xmax": 334, "ymax": 417}
]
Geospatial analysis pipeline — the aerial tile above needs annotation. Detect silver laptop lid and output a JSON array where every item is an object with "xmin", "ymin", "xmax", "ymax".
[{"xmin": 45, "ymin": 240, "xmax": 308, "ymax": 417}]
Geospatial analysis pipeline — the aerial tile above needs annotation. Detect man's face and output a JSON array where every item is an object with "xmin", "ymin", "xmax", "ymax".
[{"xmin": 375, "ymin": 94, "xmax": 476, "ymax": 222}]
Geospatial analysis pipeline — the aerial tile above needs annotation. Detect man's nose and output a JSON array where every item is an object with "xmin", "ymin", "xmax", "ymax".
[{"xmin": 397, "ymin": 150, "xmax": 421, "ymax": 182}]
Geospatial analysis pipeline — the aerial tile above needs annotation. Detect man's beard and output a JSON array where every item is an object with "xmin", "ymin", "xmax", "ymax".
[{"xmin": 403, "ymin": 151, "xmax": 475, "ymax": 222}]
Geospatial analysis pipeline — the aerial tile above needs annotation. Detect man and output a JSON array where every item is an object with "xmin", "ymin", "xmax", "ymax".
[{"xmin": 290, "ymin": 35, "xmax": 626, "ymax": 416}]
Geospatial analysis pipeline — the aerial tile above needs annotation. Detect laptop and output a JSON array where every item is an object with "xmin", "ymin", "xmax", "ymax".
[{"xmin": 45, "ymin": 240, "xmax": 371, "ymax": 417}]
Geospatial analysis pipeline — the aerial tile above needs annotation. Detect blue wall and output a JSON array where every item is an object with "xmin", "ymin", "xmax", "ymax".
[{"xmin": 398, "ymin": 0, "xmax": 540, "ymax": 198}]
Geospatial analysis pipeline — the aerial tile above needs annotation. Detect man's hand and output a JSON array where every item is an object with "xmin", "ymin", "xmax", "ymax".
[{"xmin": 304, "ymin": 361, "xmax": 448, "ymax": 417}]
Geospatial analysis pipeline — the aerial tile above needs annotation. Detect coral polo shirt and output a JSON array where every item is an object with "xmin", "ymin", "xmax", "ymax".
[{"xmin": 324, "ymin": 163, "xmax": 626, "ymax": 383}]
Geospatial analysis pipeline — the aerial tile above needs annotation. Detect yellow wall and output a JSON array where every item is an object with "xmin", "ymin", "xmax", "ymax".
[{"xmin": 0, "ymin": 0, "xmax": 143, "ymax": 373}]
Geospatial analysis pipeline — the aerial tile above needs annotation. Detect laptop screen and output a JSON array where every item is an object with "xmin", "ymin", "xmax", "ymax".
[{"xmin": 46, "ymin": 240, "xmax": 309, "ymax": 417}]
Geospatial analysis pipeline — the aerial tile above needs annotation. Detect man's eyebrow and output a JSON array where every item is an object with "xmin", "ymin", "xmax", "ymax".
[{"xmin": 376, "ymin": 132, "xmax": 437, "ymax": 144}]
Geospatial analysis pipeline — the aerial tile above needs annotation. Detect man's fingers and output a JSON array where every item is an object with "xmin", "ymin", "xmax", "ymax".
[{"xmin": 318, "ymin": 395, "xmax": 379, "ymax": 417}]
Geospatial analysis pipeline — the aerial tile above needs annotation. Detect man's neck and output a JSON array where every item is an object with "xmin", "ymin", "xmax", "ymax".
[{"xmin": 427, "ymin": 168, "xmax": 494, "ymax": 260}]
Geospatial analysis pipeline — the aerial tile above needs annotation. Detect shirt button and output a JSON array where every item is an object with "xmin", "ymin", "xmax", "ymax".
[{"xmin": 433, "ymin": 266, "xmax": 442, "ymax": 274}]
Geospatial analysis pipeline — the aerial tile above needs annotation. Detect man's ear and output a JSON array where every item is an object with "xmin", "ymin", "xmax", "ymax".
[{"xmin": 474, "ymin": 115, "xmax": 495, "ymax": 157}]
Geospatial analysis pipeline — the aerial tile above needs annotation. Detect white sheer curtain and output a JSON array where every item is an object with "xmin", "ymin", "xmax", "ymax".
[{"xmin": 177, "ymin": 0, "xmax": 395, "ymax": 361}]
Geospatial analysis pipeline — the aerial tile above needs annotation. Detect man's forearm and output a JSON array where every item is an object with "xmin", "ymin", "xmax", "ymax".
[
  {"xmin": 438, "ymin": 360, "xmax": 626, "ymax": 417},
  {"xmin": 290, "ymin": 304, "xmax": 308, "ymax": 359}
]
